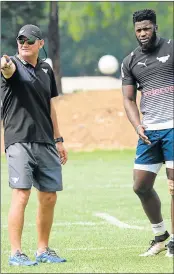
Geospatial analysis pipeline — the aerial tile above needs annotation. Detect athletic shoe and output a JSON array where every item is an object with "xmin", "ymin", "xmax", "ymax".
[
  {"xmin": 9, "ymin": 250, "xmax": 38, "ymax": 266},
  {"xmin": 35, "ymin": 247, "xmax": 66, "ymax": 263},
  {"xmin": 139, "ymin": 231, "xmax": 170, "ymax": 256},
  {"xmin": 165, "ymin": 241, "xmax": 174, "ymax": 257}
]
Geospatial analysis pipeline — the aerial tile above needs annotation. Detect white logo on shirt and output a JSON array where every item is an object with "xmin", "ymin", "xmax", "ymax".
[
  {"xmin": 156, "ymin": 55, "xmax": 170, "ymax": 63},
  {"xmin": 121, "ymin": 63, "xmax": 124, "ymax": 78},
  {"xmin": 167, "ymin": 39, "xmax": 171, "ymax": 44},
  {"xmin": 137, "ymin": 59, "xmax": 147, "ymax": 67},
  {"xmin": 11, "ymin": 177, "xmax": 19, "ymax": 184},
  {"xmin": 42, "ymin": 68, "xmax": 48, "ymax": 74}
]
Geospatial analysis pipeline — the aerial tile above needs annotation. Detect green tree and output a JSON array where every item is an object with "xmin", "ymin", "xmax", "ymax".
[
  {"xmin": 1, "ymin": 1, "xmax": 173, "ymax": 78},
  {"xmin": 1, "ymin": 1, "xmax": 46, "ymax": 55},
  {"xmin": 58, "ymin": 1, "xmax": 173, "ymax": 76}
]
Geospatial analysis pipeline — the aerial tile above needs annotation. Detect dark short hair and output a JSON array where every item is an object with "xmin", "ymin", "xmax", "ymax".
[{"xmin": 133, "ymin": 9, "xmax": 156, "ymax": 25}]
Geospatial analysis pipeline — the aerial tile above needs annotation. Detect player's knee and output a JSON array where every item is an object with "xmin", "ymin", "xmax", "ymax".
[
  {"xmin": 39, "ymin": 192, "xmax": 57, "ymax": 207},
  {"xmin": 13, "ymin": 189, "xmax": 31, "ymax": 207},
  {"xmin": 133, "ymin": 183, "xmax": 152, "ymax": 196},
  {"xmin": 133, "ymin": 184, "xmax": 145, "ymax": 196},
  {"xmin": 168, "ymin": 180, "xmax": 174, "ymax": 195}
]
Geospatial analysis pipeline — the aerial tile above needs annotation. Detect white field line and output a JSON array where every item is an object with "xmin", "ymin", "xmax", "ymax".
[
  {"xmin": 64, "ymin": 184, "xmax": 132, "ymax": 190},
  {"xmin": 2, "ymin": 219, "xmax": 158, "ymax": 229},
  {"xmin": 2, "ymin": 246, "xmax": 147, "ymax": 254},
  {"xmin": 1, "ymin": 221, "xmax": 106, "ymax": 229},
  {"xmin": 65, "ymin": 246, "xmax": 147, "ymax": 251},
  {"xmin": 94, "ymin": 213, "xmax": 146, "ymax": 230}
]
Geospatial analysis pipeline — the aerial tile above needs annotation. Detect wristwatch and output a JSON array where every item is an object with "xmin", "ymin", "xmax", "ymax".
[{"xmin": 54, "ymin": 137, "xmax": 64, "ymax": 143}]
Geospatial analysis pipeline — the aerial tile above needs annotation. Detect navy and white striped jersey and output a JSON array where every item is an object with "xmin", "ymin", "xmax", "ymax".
[{"xmin": 121, "ymin": 38, "xmax": 174, "ymax": 130}]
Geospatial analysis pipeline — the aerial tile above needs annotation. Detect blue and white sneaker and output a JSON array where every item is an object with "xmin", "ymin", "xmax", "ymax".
[
  {"xmin": 9, "ymin": 250, "xmax": 38, "ymax": 266},
  {"xmin": 35, "ymin": 247, "xmax": 66, "ymax": 263}
]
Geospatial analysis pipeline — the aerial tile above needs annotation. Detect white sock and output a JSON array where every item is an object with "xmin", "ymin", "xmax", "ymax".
[
  {"xmin": 37, "ymin": 247, "xmax": 47, "ymax": 255},
  {"xmin": 151, "ymin": 221, "xmax": 166, "ymax": 235},
  {"xmin": 170, "ymin": 234, "xmax": 174, "ymax": 242}
]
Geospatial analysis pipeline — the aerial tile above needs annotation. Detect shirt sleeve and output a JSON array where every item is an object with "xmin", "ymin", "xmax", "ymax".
[
  {"xmin": 121, "ymin": 56, "xmax": 136, "ymax": 86},
  {"xmin": 50, "ymin": 69, "xmax": 59, "ymax": 98},
  {"xmin": 1, "ymin": 74, "xmax": 7, "ymax": 90}
]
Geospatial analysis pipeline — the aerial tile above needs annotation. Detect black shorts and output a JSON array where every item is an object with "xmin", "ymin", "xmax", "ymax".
[{"xmin": 6, "ymin": 142, "xmax": 62, "ymax": 192}]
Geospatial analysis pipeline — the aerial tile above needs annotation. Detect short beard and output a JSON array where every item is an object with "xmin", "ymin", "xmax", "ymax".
[{"xmin": 137, "ymin": 30, "xmax": 157, "ymax": 52}]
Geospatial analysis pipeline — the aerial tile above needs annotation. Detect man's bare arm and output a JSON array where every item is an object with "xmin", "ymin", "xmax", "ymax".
[
  {"xmin": 1, "ymin": 55, "xmax": 16, "ymax": 79},
  {"xmin": 122, "ymin": 85, "xmax": 151, "ymax": 144},
  {"xmin": 50, "ymin": 98, "xmax": 68, "ymax": 164},
  {"xmin": 50, "ymin": 98, "xmax": 62, "ymax": 139},
  {"xmin": 122, "ymin": 85, "xmax": 141, "ymax": 130}
]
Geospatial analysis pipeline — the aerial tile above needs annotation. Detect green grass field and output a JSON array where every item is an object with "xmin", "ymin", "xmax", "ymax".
[{"xmin": 1, "ymin": 150, "xmax": 173, "ymax": 273}]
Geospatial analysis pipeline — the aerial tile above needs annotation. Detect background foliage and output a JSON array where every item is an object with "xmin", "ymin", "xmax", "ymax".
[{"xmin": 1, "ymin": 1, "xmax": 173, "ymax": 77}]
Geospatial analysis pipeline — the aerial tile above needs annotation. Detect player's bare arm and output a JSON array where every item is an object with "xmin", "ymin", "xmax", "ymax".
[
  {"xmin": 1, "ymin": 55, "xmax": 16, "ymax": 79},
  {"xmin": 50, "ymin": 98, "xmax": 68, "ymax": 165},
  {"xmin": 122, "ymin": 84, "xmax": 151, "ymax": 144}
]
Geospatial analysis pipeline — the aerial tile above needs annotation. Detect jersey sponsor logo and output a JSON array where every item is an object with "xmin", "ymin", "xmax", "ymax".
[
  {"xmin": 11, "ymin": 177, "xmax": 19, "ymax": 184},
  {"xmin": 137, "ymin": 59, "xmax": 147, "ymax": 67},
  {"xmin": 42, "ymin": 68, "xmax": 48, "ymax": 74},
  {"xmin": 144, "ymin": 85, "xmax": 174, "ymax": 97},
  {"xmin": 156, "ymin": 55, "xmax": 170, "ymax": 63}
]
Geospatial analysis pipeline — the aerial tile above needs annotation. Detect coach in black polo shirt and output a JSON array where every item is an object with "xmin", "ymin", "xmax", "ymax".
[{"xmin": 1, "ymin": 24, "xmax": 67, "ymax": 266}]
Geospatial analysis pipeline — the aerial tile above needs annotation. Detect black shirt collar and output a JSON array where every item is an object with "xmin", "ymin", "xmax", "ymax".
[{"xmin": 15, "ymin": 54, "xmax": 41, "ymax": 67}]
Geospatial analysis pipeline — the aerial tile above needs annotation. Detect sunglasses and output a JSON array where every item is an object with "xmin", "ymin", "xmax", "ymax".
[{"xmin": 17, "ymin": 38, "xmax": 39, "ymax": 45}]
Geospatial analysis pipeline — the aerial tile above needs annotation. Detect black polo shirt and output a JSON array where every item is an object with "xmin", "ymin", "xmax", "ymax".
[{"xmin": 1, "ymin": 55, "xmax": 58, "ymax": 149}]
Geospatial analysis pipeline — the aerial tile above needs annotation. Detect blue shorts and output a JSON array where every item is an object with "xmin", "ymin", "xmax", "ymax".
[{"xmin": 134, "ymin": 128, "xmax": 174, "ymax": 173}]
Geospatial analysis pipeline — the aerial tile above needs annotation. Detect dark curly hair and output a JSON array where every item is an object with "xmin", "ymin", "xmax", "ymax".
[{"xmin": 133, "ymin": 9, "xmax": 156, "ymax": 25}]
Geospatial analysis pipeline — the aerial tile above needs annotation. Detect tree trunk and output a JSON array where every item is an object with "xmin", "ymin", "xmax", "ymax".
[{"xmin": 48, "ymin": 2, "xmax": 63, "ymax": 94}]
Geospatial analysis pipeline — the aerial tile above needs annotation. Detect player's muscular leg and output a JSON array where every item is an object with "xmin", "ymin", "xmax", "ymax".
[
  {"xmin": 133, "ymin": 170, "xmax": 163, "ymax": 224},
  {"xmin": 166, "ymin": 168, "xmax": 174, "ymax": 234}
]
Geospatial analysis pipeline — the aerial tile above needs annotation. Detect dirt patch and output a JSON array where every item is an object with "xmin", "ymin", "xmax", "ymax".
[{"xmin": 1, "ymin": 89, "xmax": 141, "ymax": 153}]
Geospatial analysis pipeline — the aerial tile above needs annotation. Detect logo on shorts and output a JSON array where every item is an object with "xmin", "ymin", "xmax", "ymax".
[{"xmin": 11, "ymin": 177, "xmax": 19, "ymax": 184}]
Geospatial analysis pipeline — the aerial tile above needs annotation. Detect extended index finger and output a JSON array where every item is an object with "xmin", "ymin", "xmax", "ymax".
[{"xmin": 3, "ymin": 55, "xmax": 10, "ymax": 62}]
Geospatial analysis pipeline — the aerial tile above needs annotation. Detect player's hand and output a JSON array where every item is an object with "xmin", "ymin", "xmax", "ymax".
[
  {"xmin": 56, "ymin": 142, "xmax": 68, "ymax": 165},
  {"xmin": 1, "ymin": 55, "xmax": 13, "ymax": 70},
  {"xmin": 136, "ymin": 125, "xmax": 151, "ymax": 145}
]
